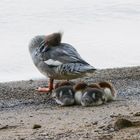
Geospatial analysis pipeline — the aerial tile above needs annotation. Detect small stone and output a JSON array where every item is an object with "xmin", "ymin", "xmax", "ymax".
[
  {"xmin": 91, "ymin": 121, "xmax": 98, "ymax": 125},
  {"xmin": 20, "ymin": 138, "xmax": 25, "ymax": 140},
  {"xmin": 134, "ymin": 112, "xmax": 140, "ymax": 116},
  {"xmin": 32, "ymin": 124, "xmax": 42, "ymax": 129},
  {"xmin": 29, "ymin": 79, "xmax": 33, "ymax": 82},
  {"xmin": 109, "ymin": 128, "xmax": 115, "ymax": 132},
  {"xmin": 110, "ymin": 114, "xmax": 119, "ymax": 118},
  {"xmin": 114, "ymin": 118, "xmax": 133, "ymax": 130},
  {"xmin": 57, "ymin": 117, "xmax": 61, "ymax": 120},
  {"xmin": 0, "ymin": 125, "xmax": 9, "ymax": 130},
  {"xmin": 83, "ymin": 133, "xmax": 89, "ymax": 138},
  {"xmin": 98, "ymin": 125, "xmax": 105, "ymax": 129},
  {"xmin": 94, "ymin": 129, "xmax": 100, "ymax": 132}
]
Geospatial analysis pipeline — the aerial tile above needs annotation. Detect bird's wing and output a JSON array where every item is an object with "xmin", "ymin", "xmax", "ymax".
[{"xmin": 37, "ymin": 43, "xmax": 89, "ymax": 66}]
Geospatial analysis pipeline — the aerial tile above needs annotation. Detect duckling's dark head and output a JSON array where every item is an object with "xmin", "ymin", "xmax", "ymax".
[
  {"xmin": 98, "ymin": 81, "xmax": 116, "ymax": 97},
  {"xmin": 98, "ymin": 81, "xmax": 112, "ymax": 89},
  {"xmin": 73, "ymin": 82, "xmax": 88, "ymax": 92},
  {"xmin": 88, "ymin": 83, "xmax": 100, "ymax": 89}
]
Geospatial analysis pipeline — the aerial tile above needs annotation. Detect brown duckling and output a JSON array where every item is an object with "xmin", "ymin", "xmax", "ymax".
[
  {"xmin": 73, "ymin": 82, "xmax": 88, "ymax": 105},
  {"xmin": 98, "ymin": 81, "xmax": 117, "ymax": 101}
]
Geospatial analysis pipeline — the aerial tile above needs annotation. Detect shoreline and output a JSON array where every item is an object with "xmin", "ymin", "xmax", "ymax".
[
  {"xmin": 1, "ymin": 65, "xmax": 140, "ymax": 83},
  {"xmin": 0, "ymin": 66, "xmax": 140, "ymax": 140}
]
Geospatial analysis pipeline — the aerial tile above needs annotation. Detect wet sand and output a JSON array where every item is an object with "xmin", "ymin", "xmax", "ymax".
[{"xmin": 0, "ymin": 66, "xmax": 140, "ymax": 140}]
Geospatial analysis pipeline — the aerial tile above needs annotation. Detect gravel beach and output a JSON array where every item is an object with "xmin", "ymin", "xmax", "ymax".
[{"xmin": 0, "ymin": 66, "xmax": 140, "ymax": 140}]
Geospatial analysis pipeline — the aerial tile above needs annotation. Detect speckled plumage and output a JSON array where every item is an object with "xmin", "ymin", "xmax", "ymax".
[{"xmin": 29, "ymin": 33, "xmax": 96, "ymax": 81}]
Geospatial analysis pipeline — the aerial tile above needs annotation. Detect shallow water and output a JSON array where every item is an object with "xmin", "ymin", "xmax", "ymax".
[{"xmin": 0, "ymin": 0, "xmax": 140, "ymax": 82}]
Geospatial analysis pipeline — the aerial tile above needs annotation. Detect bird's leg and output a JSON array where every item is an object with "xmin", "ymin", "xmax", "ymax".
[{"xmin": 36, "ymin": 79, "xmax": 54, "ymax": 93}]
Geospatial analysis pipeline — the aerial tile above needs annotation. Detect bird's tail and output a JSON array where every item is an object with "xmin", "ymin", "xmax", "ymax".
[
  {"xmin": 69, "ymin": 64, "xmax": 96, "ymax": 77},
  {"xmin": 57, "ymin": 63, "xmax": 96, "ymax": 76}
]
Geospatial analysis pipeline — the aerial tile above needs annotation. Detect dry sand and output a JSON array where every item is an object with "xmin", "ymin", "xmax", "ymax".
[{"xmin": 0, "ymin": 66, "xmax": 140, "ymax": 140}]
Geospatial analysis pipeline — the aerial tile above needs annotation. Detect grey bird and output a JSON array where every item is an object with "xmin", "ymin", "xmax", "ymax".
[{"xmin": 29, "ymin": 32, "xmax": 96, "ymax": 93}]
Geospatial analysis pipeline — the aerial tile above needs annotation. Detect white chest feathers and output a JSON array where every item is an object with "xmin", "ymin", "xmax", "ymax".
[
  {"xmin": 104, "ymin": 88, "xmax": 116, "ymax": 101},
  {"xmin": 44, "ymin": 59, "xmax": 62, "ymax": 66},
  {"xmin": 74, "ymin": 91, "xmax": 83, "ymax": 104}
]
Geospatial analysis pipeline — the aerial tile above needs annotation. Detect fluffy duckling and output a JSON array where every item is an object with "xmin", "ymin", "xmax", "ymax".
[
  {"xmin": 52, "ymin": 81, "xmax": 75, "ymax": 106},
  {"xmin": 98, "ymin": 81, "xmax": 117, "ymax": 101},
  {"xmin": 29, "ymin": 32, "xmax": 96, "ymax": 93},
  {"xmin": 73, "ymin": 82, "xmax": 106, "ymax": 106},
  {"xmin": 73, "ymin": 82, "xmax": 88, "ymax": 105},
  {"xmin": 81, "ymin": 88, "xmax": 106, "ymax": 107}
]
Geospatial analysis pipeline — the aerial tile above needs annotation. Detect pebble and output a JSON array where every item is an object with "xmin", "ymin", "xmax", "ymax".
[
  {"xmin": 134, "ymin": 112, "xmax": 140, "ymax": 116},
  {"xmin": 32, "ymin": 124, "xmax": 42, "ymax": 129},
  {"xmin": 114, "ymin": 118, "xmax": 133, "ymax": 130}
]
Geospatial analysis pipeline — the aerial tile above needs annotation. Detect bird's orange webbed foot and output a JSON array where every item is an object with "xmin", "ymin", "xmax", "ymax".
[
  {"xmin": 36, "ymin": 87, "xmax": 52, "ymax": 93},
  {"xmin": 36, "ymin": 79, "xmax": 54, "ymax": 94}
]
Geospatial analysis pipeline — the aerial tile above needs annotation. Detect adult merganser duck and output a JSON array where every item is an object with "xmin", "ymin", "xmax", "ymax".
[
  {"xmin": 52, "ymin": 81, "xmax": 75, "ymax": 106},
  {"xmin": 29, "ymin": 32, "xmax": 96, "ymax": 93}
]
